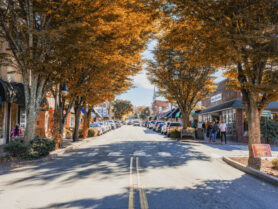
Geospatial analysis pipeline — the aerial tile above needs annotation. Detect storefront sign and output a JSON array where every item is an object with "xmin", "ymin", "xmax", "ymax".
[
  {"xmin": 252, "ymin": 144, "xmax": 272, "ymax": 158},
  {"xmin": 211, "ymin": 94, "xmax": 222, "ymax": 103},
  {"xmin": 262, "ymin": 110, "xmax": 272, "ymax": 117}
]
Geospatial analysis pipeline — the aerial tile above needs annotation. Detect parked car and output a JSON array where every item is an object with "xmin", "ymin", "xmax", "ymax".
[
  {"xmin": 167, "ymin": 122, "xmax": 182, "ymax": 136},
  {"xmin": 133, "ymin": 121, "xmax": 140, "ymax": 126},
  {"xmin": 155, "ymin": 122, "xmax": 164, "ymax": 132},
  {"xmin": 153, "ymin": 121, "xmax": 163, "ymax": 131},
  {"xmin": 114, "ymin": 120, "xmax": 121, "ymax": 128},
  {"xmin": 98, "ymin": 122, "xmax": 106, "ymax": 133},
  {"xmin": 108, "ymin": 120, "xmax": 116, "ymax": 129},
  {"xmin": 90, "ymin": 123, "xmax": 103, "ymax": 135},
  {"xmin": 148, "ymin": 121, "xmax": 156, "ymax": 129},
  {"xmin": 161, "ymin": 122, "xmax": 170, "ymax": 134}
]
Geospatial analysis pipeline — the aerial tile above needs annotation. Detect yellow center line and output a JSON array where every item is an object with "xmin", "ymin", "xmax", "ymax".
[
  {"xmin": 128, "ymin": 157, "xmax": 134, "ymax": 209},
  {"xmin": 136, "ymin": 157, "xmax": 149, "ymax": 209}
]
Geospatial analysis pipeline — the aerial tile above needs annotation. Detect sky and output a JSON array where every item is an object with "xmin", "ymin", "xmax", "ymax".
[{"xmin": 116, "ymin": 40, "xmax": 224, "ymax": 107}]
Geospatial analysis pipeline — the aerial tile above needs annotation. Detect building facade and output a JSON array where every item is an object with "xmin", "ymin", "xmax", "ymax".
[{"xmin": 199, "ymin": 79, "xmax": 278, "ymax": 142}]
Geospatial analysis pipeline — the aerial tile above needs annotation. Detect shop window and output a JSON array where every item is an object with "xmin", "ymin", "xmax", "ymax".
[
  {"xmin": 0, "ymin": 102, "xmax": 6, "ymax": 143},
  {"xmin": 243, "ymin": 112, "xmax": 248, "ymax": 132},
  {"xmin": 273, "ymin": 113, "xmax": 278, "ymax": 122}
]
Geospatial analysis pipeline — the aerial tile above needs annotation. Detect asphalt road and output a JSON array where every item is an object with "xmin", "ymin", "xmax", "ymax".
[{"xmin": 0, "ymin": 126, "xmax": 278, "ymax": 209}]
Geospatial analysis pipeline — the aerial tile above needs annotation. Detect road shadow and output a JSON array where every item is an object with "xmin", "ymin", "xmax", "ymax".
[
  {"xmin": 2, "ymin": 140, "xmax": 210, "ymax": 187},
  {"xmin": 145, "ymin": 175, "xmax": 278, "ymax": 209},
  {"xmin": 32, "ymin": 192, "xmax": 128, "ymax": 209},
  {"xmin": 32, "ymin": 174, "xmax": 278, "ymax": 209}
]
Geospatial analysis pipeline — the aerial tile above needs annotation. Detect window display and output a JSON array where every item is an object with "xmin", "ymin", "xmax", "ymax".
[{"xmin": 0, "ymin": 102, "xmax": 5, "ymax": 144}]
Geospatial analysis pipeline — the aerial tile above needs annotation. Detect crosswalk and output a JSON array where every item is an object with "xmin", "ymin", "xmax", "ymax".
[{"xmin": 85, "ymin": 151, "xmax": 174, "ymax": 157}]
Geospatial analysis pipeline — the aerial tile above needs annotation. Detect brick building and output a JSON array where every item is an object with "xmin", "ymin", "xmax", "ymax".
[
  {"xmin": 199, "ymin": 79, "xmax": 278, "ymax": 142},
  {"xmin": 152, "ymin": 100, "xmax": 170, "ymax": 116}
]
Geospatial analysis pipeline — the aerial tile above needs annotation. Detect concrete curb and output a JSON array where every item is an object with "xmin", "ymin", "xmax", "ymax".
[
  {"xmin": 179, "ymin": 139, "xmax": 222, "ymax": 145},
  {"xmin": 0, "ymin": 138, "xmax": 92, "ymax": 170},
  {"xmin": 223, "ymin": 156, "xmax": 278, "ymax": 187}
]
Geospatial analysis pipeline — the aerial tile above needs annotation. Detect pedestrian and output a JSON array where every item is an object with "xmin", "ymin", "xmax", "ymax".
[
  {"xmin": 211, "ymin": 121, "xmax": 219, "ymax": 143},
  {"xmin": 207, "ymin": 122, "xmax": 212, "ymax": 143},
  {"xmin": 202, "ymin": 122, "xmax": 206, "ymax": 139},
  {"xmin": 11, "ymin": 124, "xmax": 22, "ymax": 140},
  {"xmin": 219, "ymin": 120, "xmax": 227, "ymax": 144}
]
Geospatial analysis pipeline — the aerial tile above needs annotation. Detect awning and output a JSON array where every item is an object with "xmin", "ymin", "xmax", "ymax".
[
  {"xmin": 0, "ymin": 79, "xmax": 25, "ymax": 106},
  {"xmin": 200, "ymin": 99, "xmax": 242, "ymax": 114},
  {"xmin": 265, "ymin": 102, "xmax": 278, "ymax": 112},
  {"xmin": 92, "ymin": 108, "xmax": 103, "ymax": 118},
  {"xmin": 167, "ymin": 108, "xmax": 180, "ymax": 118},
  {"xmin": 175, "ymin": 110, "xmax": 181, "ymax": 118}
]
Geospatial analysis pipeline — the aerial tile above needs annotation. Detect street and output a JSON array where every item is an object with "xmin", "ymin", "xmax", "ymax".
[{"xmin": 1, "ymin": 126, "xmax": 278, "ymax": 209}]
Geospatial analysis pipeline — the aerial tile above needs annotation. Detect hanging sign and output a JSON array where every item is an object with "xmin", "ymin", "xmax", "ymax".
[
  {"xmin": 252, "ymin": 144, "xmax": 272, "ymax": 158},
  {"xmin": 211, "ymin": 94, "xmax": 222, "ymax": 103}
]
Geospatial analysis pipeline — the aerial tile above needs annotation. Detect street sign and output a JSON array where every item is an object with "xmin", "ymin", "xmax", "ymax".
[
  {"xmin": 262, "ymin": 110, "xmax": 272, "ymax": 117},
  {"xmin": 252, "ymin": 144, "xmax": 272, "ymax": 158}
]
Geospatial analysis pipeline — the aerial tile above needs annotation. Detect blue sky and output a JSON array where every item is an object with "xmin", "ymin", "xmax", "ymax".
[{"xmin": 117, "ymin": 41, "xmax": 224, "ymax": 107}]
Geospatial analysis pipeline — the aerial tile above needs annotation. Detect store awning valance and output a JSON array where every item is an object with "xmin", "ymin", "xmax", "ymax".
[
  {"xmin": 266, "ymin": 102, "xmax": 278, "ymax": 112},
  {"xmin": 0, "ymin": 79, "xmax": 25, "ymax": 106},
  {"xmin": 200, "ymin": 99, "xmax": 243, "ymax": 114},
  {"xmin": 167, "ymin": 108, "xmax": 179, "ymax": 118}
]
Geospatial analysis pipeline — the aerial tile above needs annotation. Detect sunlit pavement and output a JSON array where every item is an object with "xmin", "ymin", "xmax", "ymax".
[{"xmin": 0, "ymin": 126, "xmax": 278, "ymax": 209}]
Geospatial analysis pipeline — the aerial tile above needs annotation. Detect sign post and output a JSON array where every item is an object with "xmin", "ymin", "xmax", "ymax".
[{"xmin": 252, "ymin": 144, "xmax": 272, "ymax": 158}]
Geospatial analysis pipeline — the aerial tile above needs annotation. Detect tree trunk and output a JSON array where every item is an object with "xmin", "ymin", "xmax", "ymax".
[
  {"xmin": 53, "ymin": 107, "xmax": 63, "ymax": 149},
  {"xmin": 245, "ymin": 94, "xmax": 262, "ymax": 169},
  {"xmin": 181, "ymin": 110, "xmax": 190, "ymax": 130},
  {"xmin": 23, "ymin": 74, "xmax": 47, "ymax": 143},
  {"xmin": 24, "ymin": 105, "xmax": 39, "ymax": 142},
  {"xmin": 73, "ymin": 103, "xmax": 82, "ymax": 142},
  {"xmin": 82, "ymin": 108, "xmax": 92, "ymax": 138}
]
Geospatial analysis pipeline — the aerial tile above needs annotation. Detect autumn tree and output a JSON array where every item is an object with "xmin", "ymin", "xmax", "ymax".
[
  {"xmin": 147, "ymin": 28, "xmax": 215, "ymax": 129},
  {"xmin": 167, "ymin": 0, "xmax": 278, "ymax": 165},
  {"xmin": 113, "ymin": 100, "xmax": 133, "ymax": 120}
]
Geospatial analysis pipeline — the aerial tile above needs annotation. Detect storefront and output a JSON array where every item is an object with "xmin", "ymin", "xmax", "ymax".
[
  {"xmin": 0, "ymin": 79, "xmax": 25, "ymax": 145},
  {"xmin": 199, "ymin": 99, "xmax": 243, "ymax": 141}
]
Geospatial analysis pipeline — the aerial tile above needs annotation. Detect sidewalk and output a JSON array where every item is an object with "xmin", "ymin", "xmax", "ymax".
[{"xmin": 0, "ymin": 137, "xmax": 92, "ymax": 170}]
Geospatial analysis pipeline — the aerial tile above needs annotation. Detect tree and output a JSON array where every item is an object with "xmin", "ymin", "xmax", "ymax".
[
  {"xmin": 167, "ymin": 0, "xmax": 278, "ymax": 165},
  {"xmin": 113, "ymin": 100, "xmax": 133, "ymax": 120},
  {"xmin": 147, "ymin": 27, "xmax": 215, "ymax": 129},
  {"xmin": 0, "ymin": 0, "xmax": 160, "ymax": 143}
]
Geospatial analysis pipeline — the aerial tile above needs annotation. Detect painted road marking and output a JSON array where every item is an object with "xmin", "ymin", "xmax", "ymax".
[
  {"xmin": 133, "ymin": 151, "xmax": 147, "ymax": 156},
  {"xmin": 158, "ymin": 152, "xmax": 172, "ymax": 157},
  {"xmin": 107, "ymin": 152, "xmax": 122, "ymax": 156},
  {"xmin": 87, "ymin": 152, "xmax": 98, "ymax": 157},
  {"xmin": 128, "ymin": 157, "xmax": 134, "ymax": 209},
  {"xmin": 136, "ymin": 157, "xmax": 149, "ymax": 209}
]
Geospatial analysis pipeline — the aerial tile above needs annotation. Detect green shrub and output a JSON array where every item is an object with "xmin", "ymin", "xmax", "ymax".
[
  {"xmin": 29, "ymin": 136, "xmax": 55, "ymax": 158},
  {"xmin": 88, "ymin": 127, "xmax": 98, "ymax": 137},
  {"xmin": 272, "ymin": 158, "xmax": 278, "ymax": 169},
  {"xmin": 4, "ymin": 140, "xmax": 29, "ymax": 158}
]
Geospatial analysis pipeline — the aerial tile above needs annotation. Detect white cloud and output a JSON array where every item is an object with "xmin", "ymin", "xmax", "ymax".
[{"xmin": 133, "ymin": 69, "xmax": 154, "ymax": 90}]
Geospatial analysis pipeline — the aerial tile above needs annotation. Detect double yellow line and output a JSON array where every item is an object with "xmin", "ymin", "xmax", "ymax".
[{"xmin": 128, "ymin": 157, "xmax": 149, "ymax": 209}]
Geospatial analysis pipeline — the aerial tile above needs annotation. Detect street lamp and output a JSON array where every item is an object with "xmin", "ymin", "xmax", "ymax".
[{"xmin": 61, "ymin": 82, "xmax": 69, "ymax": 97}]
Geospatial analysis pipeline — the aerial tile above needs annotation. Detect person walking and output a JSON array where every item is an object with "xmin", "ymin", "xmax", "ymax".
[
  {"xmin": 10, "ymin": 124, "xmax": 22, "ymax": 140},
  {"xmin": 211, "ymin": 121, "xmax": 219, "ymax": 143},
  {"xmin": 219, "ymin": 120, "xmax": 227, "ymax": 144},
  {"xmin": 207, "ymin": 122, "xmax": 213, "ymax": 143}
]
